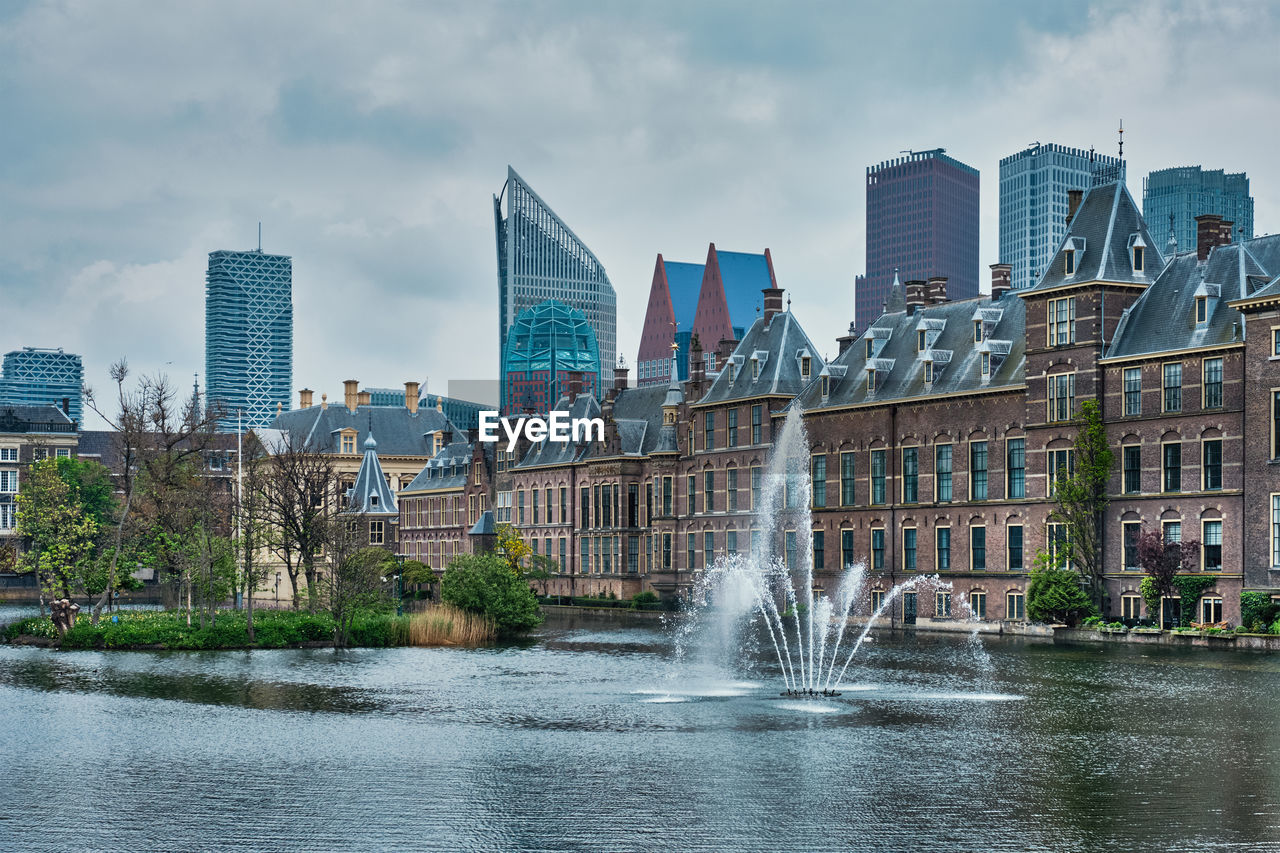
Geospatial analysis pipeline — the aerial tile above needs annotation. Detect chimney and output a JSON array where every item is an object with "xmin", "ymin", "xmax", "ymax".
[
  {"xmin": 320, "ymin": 393, "xmax": 328, "ymax": 411},
  {"xmin": 299, "ymin": 388, "xmax": 313, "ymax": 409},
  {"xmin": 357, "ymin": 390, "xmax": 371, "ymax": 408},
  {"xmin": 61, "ymin": 397, "xmax": 70, "ymax": 416},
  {"xmin": 689, "ymin": 335, "xmax": 706, "ymax": 382},
  {"xmin": 837, "ymin": 321, "xmax": 857, "ymax": 355},
  {"xmin": 405, "ymin": 381, "xmax": 419, "ymax": 414},
  {"xmin": 568, "ymin": 372, "xmax": 583, "ymax": 402},
  {"xmin": 1066, "ymin": 189, "xmax": 1084, "ymax": 224},
  {"xmin": 927, "ymin": 276, "xmax": 948, "ymax": 304},
  {"xmin": 343, "ymin": 379, "xmax": 359, "ymax": 413},
  {"xmin": 989, "ymin": 264, "xmax": 1012, "ymax": 300},
  {"xmin": 277, "ymin": 402, "xmax": 283, "ymax": 416},
  {"xmin": 905, "ymin": 280, "xmax": 927, "ymax": 315},
  {"xmin": 441, "ymin": 426, "xmax": 453, "ymax": 447},
  {"xmin": 762, "ymin": 287, "xmax": 784, "ymax": 325},
  {"xmin": 613, "ymin": 363, "xmax": 629, "ymax": 393},
  {"xmin": 716, "ymin": 337, "xmax": 737, "ymax": 371},
  {"xmin": 1196, "ymin": 214, "xmax": 1232, "ymax": 261}
]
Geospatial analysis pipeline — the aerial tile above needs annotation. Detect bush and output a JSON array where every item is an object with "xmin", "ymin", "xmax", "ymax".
[
  {"xmin": 1027, "ymin": 565, "xmax": 1096, "ymax": 625},
  {"xmin": 1241, "ymin": 591, "xmax": 1279, "ymax": 634},
  {"xmin": 1083, "ymin": 616, "xmax": 1102, "ymax": 628},
  {"xmin": 441, "ymin": 553, "xmax": 543, "ymax": 637}
]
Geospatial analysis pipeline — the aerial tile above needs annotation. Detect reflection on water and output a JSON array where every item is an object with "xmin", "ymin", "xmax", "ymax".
[{"xmin": 2, "ymin": 607, "xmax": 1280, "ymax": 852}]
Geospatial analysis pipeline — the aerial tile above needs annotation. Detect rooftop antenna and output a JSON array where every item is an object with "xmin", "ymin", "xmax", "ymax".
[
  {"xmin": 257, "ymin": 222, "xmax": 262, "ymax": 253},
  {"xmin": 1118, "ymin": 119, "xmax": 1124, "ymax": 159}
]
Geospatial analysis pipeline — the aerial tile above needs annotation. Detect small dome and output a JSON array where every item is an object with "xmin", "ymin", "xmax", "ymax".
[{"xmin": 364, "ymin": 433, "xmax": 377, "ymax": 450}]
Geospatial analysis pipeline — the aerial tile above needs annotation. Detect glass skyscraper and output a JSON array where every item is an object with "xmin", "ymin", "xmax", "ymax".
[
  {"xmin": 205, "ymin": 248, "xmax": 293, "ymax": 430},
  {"xmin": 999, "ymin": 144, "xmax": 1123, "ymax": 290},
  {"xmin": 1143, "ymin": 166, "xmax": 1253, "ymax": 256},
  {"xmin": 494, "ymin": 166, "xmax": 615, "ymax": 408},
  {"xmin": 0, "ymin": 347, "xmax": 84, "ymax": 423}
]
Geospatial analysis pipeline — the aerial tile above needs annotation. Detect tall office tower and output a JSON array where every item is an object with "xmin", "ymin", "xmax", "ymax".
[
  {"xmin": 999, "ymin": 144, "xmax": 1123, "ymax": 290},
  {"xmin": 205, "ymin": 247, "xmax": 293, "ymax": 430},
  {"xmin": 857, "ymin": 149, "xmax": 980, "ymax": 333},
  {"xmin": 0, "ymin": 347, "xmax": 84, "ymax": 423},
  {"xmin": 1143, "ymin": 166, "xmax": 1254, "ymax": 256},
  {"xmin": 494, "ymin": 166, "xmax": 616, "ymax": 408}
]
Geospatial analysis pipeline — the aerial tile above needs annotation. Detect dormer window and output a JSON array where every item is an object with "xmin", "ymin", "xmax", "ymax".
[
  {"xmin": 917, "ymin": 329, "xmax": 926, "ymax": 352},
  {"xmin": 751, "ymin": 359, "xmax": 760, "ymax": 381},
  {"xmin": 1133, "ymin": 246, "xmax": 1144, "ymax": 272},
  {"xmin": 370, "ymin": 494, "xmax": 379, "ymax": 507},
  {"xmin": 923, "ymin": 361, "xmax": 934, "ymax": 384},
  {"xmin": 341, "ymin": 433, "xmax": 356, "ymax": 454},
  {"xmin": 973, "ymin": 320, "xmax": 983, "ymax": 343},
  {"xmin": 1195, "ymin": 296, "xmax": 1207, "ymax": 324},
  {"xmin": 865, "ymin": 338, "xmax": 873, "ymax": 359},
  {"xmin": 1064, "ymin": 249, "xmax": 1076, "ymax": 275},
  {"xmin": 800, "ymin": 357, "xmax": 811, "ymax": 380},
  {"xmin": 867, "ymin": 368, "xmax": 876, "ymax": 393},
  {"xmin": 821, "ymin": 374, "xmax": 830, "ymax": 398},
  {"xmin": 981, "ymin": 352, "xmax": 991, "ymax": 377},
  {"xmin": 727, "ymin": 363, "xmax": 736, "ymax": 382}
]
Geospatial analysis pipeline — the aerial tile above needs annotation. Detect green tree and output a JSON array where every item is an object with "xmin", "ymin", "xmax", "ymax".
[
  {"xmin": 1026, "ymin": 549, "xmax": 1096, "ymax": 625},
  {"xmin": 53, "ymin": 457, "xmax": 117, "ymax": 530},
  {"xmin": 441, "ymin": 553, "xmax": 543, "ymax": 637},
  {"xmin": 15, "ymin": 459, "xmax": 99, "ymax": 610},
  {"xmin": 1048, "ymin": 399, "xmax": 1114, "ymax": 611},
  {"xmin": 494, "ymin": 523, "xmax": 531, "ymax": 572}
]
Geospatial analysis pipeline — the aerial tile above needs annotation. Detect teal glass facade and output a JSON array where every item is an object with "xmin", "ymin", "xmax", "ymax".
[{"xmin": 502, "ymin": 300, "xmax": 599, "ymax": 414}]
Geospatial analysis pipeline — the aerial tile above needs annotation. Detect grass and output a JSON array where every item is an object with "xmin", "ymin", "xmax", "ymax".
[{"xmin": 405, "ymin": 604, "xmax": 495, "ymax": 646}]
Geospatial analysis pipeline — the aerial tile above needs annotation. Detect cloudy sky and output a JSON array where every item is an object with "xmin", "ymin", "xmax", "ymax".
[{"xmin": 3, "ymin": 0, "xmax": 1278, "ymax": 424}]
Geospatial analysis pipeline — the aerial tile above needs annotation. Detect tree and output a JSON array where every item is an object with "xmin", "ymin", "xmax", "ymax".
[
  {"xmin": 235, "ymin": 432, "xmax": 274, "ymax": 642},
  {"xmin": 1137, "ymin": 527, "xmax": 1199, "ymax": 626},
  {"xmin": 441, "ymin": 553, "xmax": 543, "ymax": 637},
  {"xmin": 494, "ymin": 523, "xmax": 531, "ymax": 573},
  {"xmin": 1026, "ymin": 549, "xmax": 1096, "ymax": 625},
  {"xmin": 260, "ymin": 430, "xmax": 338, "ymax": 610},
  {"xmin": 324, "ymin": 519, "xmax": 392, "ymax": 648},
  {"xmin": 1047, "ymin": 399, "xmax": 1114, "ymax": 611},
  {"xmin": 14, "ymin": 459, "xmax": 99, "ymax": 614}
]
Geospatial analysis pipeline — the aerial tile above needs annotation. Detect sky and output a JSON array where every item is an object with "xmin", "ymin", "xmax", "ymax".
[{"xmin": 3, "ymin": 0, "xmax": 1279, "ymax": 425}]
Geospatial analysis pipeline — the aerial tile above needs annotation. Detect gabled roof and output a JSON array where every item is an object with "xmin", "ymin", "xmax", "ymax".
[
  {"xmin": 1109, "ymin": 234, "xmax": 1280, "ymax": 359},
  {"xmin": 797, "ymin": 294, "xmax": 1026, "ymax": 411},
  {"xmin": 515, "ymin": 394, "xmax": 600, "ymax": 469},
  {"xmin": 346, "ymin": 434, "xmax": 398, "ymax": 516},
  {"xmin": 601, "ymin": 384, "xmax": 668, "ymax": 457},
  {"xmin": 1023, "ymin": 180, "xmax": 1162, "ymax": 294},
  {"xmin": 401, "ymin": 439, "xmax": 474, "ymax": 493},
  {"xmin": 696, "ymin": 310, "xmax": 824, "ymax": 405},
  {"xmin": 0, "ymin": 404, "xmax": 75, "ymax": 433},
  {"xmin": 270, "ymin": 404, "xmax": 459, "ymax": 457}
]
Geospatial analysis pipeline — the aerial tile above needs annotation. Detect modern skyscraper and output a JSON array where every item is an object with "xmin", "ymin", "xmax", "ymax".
[
  {"xmin": 858, "ymin": 149, "xmax": 980, "ymax": 333},
  {"xmin": 205, "ymin": 247, "xmax": 293, "ymax": 430},
  {"xmin": 999, "ymin": 143, "xmax": 1123, "ymax": 290},
  {"xmin": 494, "ymin": 166, "xmax": 616, "ymax": 408},
  {"xmin": 0, "ymin": 347, "xmax": 84, "ymax": 423},
  {"xmin": 501, "ymin": 300, "xmax": 600, "ymax": 414},
  {"xmin": 1143, "ymin": 166, "xmax": 1254, "ymax": 256}
]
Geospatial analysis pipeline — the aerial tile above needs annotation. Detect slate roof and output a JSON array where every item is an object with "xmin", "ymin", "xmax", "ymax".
[
  {"xmin": 515, "ymin": 394, "xmax": 600, "ymax": 469},
  {"xmin": 0, "ymin": 404, "xmax": 75, "ymax": 431},
  {"xmin": 269, "ymin": 404, "xmax": 459, "ymax": 457},
  {"xmin": 601, "ymin": 384, "xmax": 669, "ymax": 457},
  {"xmin": 346, "ymin": 434, "xmax": 398, "ymax": 516},
  {"xmin": 798, "ymin": 293, "xmax": 1026, "ymax": 411},
  {"xmin": 1108, "ymin": 234, "xmax": 1280, "ymax": 359},
  {"xmin": 401, "ymin": 439, "xmax": 475, "ymax": 493},
  {"xmin": 1025, "ymin": 180, "xmax": 1163, "ymax": 294},
  {"xmin": 695, "ymin": 310, "xmax": 824, "ymax": 405}
]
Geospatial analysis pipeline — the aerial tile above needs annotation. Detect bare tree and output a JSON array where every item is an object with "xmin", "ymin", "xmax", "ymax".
[
  {"xmin": 260, "ymin": 430, "xmax": 337, "ymax": 610},
  {"xmin": 323, "ymin": 516, "xmax": 392, "ymax": 648},
  {"xmin": 235, "ymin": 432, "xmax": 274, "ymax": 642}
]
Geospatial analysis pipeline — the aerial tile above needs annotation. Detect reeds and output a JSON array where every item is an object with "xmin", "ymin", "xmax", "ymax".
[{"xmin": 405, "ymin": 604, "xmax": 495, "ymax": 647}]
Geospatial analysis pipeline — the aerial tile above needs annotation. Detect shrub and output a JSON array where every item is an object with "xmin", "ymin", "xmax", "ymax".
[
  {"xmin": 1083, "ymin": 616, "xmax": 1102, "ymax": 628},
  {"xmin": 441, "ymin": 553, "xmax": 543, "ymax": 637},
  {"xmin": 1241, "ymin": 591, "xmax": 1279, "ymax": 634},
  {"xmin": 1027, "ymin": 565, "xmax": 1096, "ymax": 625}
]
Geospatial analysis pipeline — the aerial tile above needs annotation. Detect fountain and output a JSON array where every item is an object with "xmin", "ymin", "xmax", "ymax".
[{"xmin": 679, "ymin": 405, "xmax": 976, "ymax": 695}]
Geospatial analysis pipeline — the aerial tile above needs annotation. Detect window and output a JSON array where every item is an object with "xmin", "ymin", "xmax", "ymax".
[
  {"xmin": 517, "ymin": 490, "xmax": 525, "ymax": 525},
  {"xmin": 0, "ymin": 503, "xmax": 14, "ymax": 530},
  {"xmin": 1163, "ymin": 443, "xmax": 1182, "ymax": 492},
  {"xmin": 971, "ymin": 526, "xmax": 986, "ymax": 569},
  {"xmin": 1048, "ymin": 373, "xmax": 1075, "ymax": 422},
  {"xmin": 369, "ymin": 520, "xmax": 384, "ymax": 545},
  {"xmin": 1163, "ymin": 520, "xmax": 1182, "ymax": 545},
  {"xmin": 704, "ymin": 412, "xmax": 715, "ymax": 450},
  {"xmin": 1133, "ymin": 246, "xmax": 1145, "ymax": 272},
  {"xmin": 867, "ymin": 368, "xmax": 877, "ymax": 393},
  {"xmin": 626, "ymin": 536, "xmax": 637, "ymax": 573},
  {"xmin": 1274, "ymin": 391, "xmax": 1280, "ymax": 459},
  {"xmin": 1123, "ymin": 445, "xmax": 1141, "ymax": 493},
  {"xmin": 581, "ymin": 538, "xmax": 591, "ymax": 574},
  {"xmin": 662, "ymin": 476, "xmax": 673, "ymax": 516},
  {"xmin": 970, "ymin": 441, "xmax": 988, "ymax": 501},
  {"xmin": 935, "ymin": 445, "xmax": 953, "ymax": 502},
  {"xmin": 871, "ymin": 589, "xmax": 886, "ymax": 612},
  {"xmin": 969, "ymin": 591, "xmax": 986, "ymax": 620},
  {"xmin": 1047, "ymin": 522, "xmax": 1069, "ymax": 567},
  {"xmin": 1124, "ymin": 368, "xmax": 1141, "ymax": 416},
  {"xmin": 1049, "ymin": 297, "xmax": 1075, "ymax": 346},
  {"xmin": 562, "ymin": 487, "xmax": 569, "ymax": 525},
  {"xmin": 871, "ymin": 528, "xmax": 885, "ymax": 570},
  {"xmin": 727, "ymin": 409, "xmax": 738, "ymax": 447},
  {"xmin": 903, "ymin": 528, "xmax": 917, "ymax": 571},
  {"xmin": 704, "ymin": 470, "xmax": 715, "ymax": 512},
  {"xmin": 821, "ymin": 373, "xmax": 830, "ymax": 398},
  {"xmin": 923, "ymin": 361, "xmax": 934, "ymax": 384},
  {"xmin": 1006, "ymin": 439, "xmax": 1025, "ymax": 499},
  {"xmin": 1202, "ymin": 439, "xmax": 1222, "ymax": 490},
  {"xmin": 662, "ymin": 533, "xmax": 672, "ymax": 570},
  {"xmin": 812, "ymin": 455, "xmax": 827, "ymax": 508},
  {"xmin": 936, "ymin": 528, "xmax": 951, "ymax": 571},
  {"xmin": 726, "ymin": 530, "xmax": 738, "ymax": 556},
  {"xmin": 687, "ymin": 474, "xmax": 697, "ymax": 515},
  {"xmin": 341, "ymin": 433, "xmax": 356, "ymax": 454},
  {"xmin": 1007, "ymin": 525, "xmax": 1023, "ymax": 570},
  {"xmin": 751, "ymin": 405, "xmax": 762, "ymax": 444},
  {"xmin": 1203, "ymin": 521, "xmax": 1222, "ymax": 571},
  {"xmin": 1007, "ymin": 591, "xmax": 1026, "ymax": 621},
  {"xmin": 1203, "ymin": 358, "xmax": 1223, "ymax": 409},
  {"xmin": 801, "ymin": 357, "xmax": 812, "ymax": 380},
  {"xmin": 750, "ymin": 466, "xmax": 762, "ymax": 510},
  {"xmin": 785, "ymin": 530, "xmax": 798, "ymax": 571},
  {"xmin": 727, "ymin": 468, "xmax": 739, "ymax": 512},
  {"xmin": 0, "ymin": 471, "xmax": 16, "ymax": 493},
  {"xmin": 1200, "ymin": 596, "xmax": 1223, "ymax": 624},
  {"xmin": 55, "ymin": 448, "xmax": 70, "ymax": 459},
  {"xmin": 840, "ymin": 452, "xmax": 856, "ymax": 506},
  {"xmin": 1273, "ymin": 495, "xmax": 1280, "ymax": 567},
  {"xmin": 917, "ymin": 329, "xmax": 927, "ymax": 353},
  {"xmin": 1163, "ymin": 363, "xmax": 1182, "ymax": 412},
  {"xmin": 1121, "ymin": 595, "xmax": 1142, "ymax": 622},
  {"xmin": 0, "ymin": 447, "xmax": 16, "ymax": 462},
  {"xmin": 1274, "ymin": 327, "xmax": 1280, "ymax": 357},
  {"xmin": 902, "ymin": 448, "xmax": 918, "ymax": 503},
  {"xmin": 1064, "ymin": 250, "xmax": 1076, "ymax": 275},
  {"xmin": 813, "ymin": 530, "xmax": 824, "ymax": 570},
  {"xmin": 981, "ymin": 351, "xmax": 991, "ymax": 377},
  {"xmin": 532, "ymin": 490, "xmax": 539, "ymax": 525},
  {"xmin": 936, "ymin": 591, "xmax": 952, "ymax": 618},
  {"xmin": 974, "ymin": 319, "xmax": 984, "ymax": 343},
  {"xmin": 687, "ymin": 533, "xmax": 697, "ymax": 571},
  {"xmin": 1048, "ymin": 449, "xmax": 1074, "ymax": 497},
  {"xmin": 841, "ymin": 530, "xmax": 854, "ymax": 568},
  {"xmin": 581, "ymin": 487, "xmax": 591, "ymax": 528},
  {"xmin": 1123, "ymin": 521, "xmax": 1141, "ymax": 570},
  {"xmin": 870, "ymin": 450, "xmax": 886, "ymax": 505}
]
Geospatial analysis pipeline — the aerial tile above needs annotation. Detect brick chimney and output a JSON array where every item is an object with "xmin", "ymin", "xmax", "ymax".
[
  {"xmin": 357, "ymin": 390, "xmax": 371, "ymax": 408},
  {"xmin": 762, "ymin": 287, "xmax": 785, "ymax": 325},
  {"xmin": 613, "ymin": 362, "xmax": 629, "ymax": 393},
  {"xmin": 989, "ymin": 264, "xmax": 1012, "ymax": 300},
  {"xmin": 716, "ymin": 337, "xmax": 737, "ymax": 371},
  {"xmin": 404, "ymin": 381, "xmax": 419, "ymax": 414},
  {"xmin": 343, "ymin": 380, "xmax": 359, "ymax": 413},
  {"xmin": 1067, "ymin": 189, "xmax": 1084, "ymax": 224},
  {"xmin": 927, "ymin": 276, "xmax": 948, "ymax": 304},
  {"xmin": 320, "ymin": 393, "xmax": 328, "ymax": 411},
  {"xmin": 568, "ymin": 372, "xmax": 583, "ymax": 403},
  {"xmin": 299, "ymin": 388, "xmax": 313, "ymax": 409},
  {"xmin": 905, "ymin": 280, "xmax": 927, "ymax": 315},
  {"xmin": 1196, "ymin": 214, "xmax": 1233, "ymax": 261}
]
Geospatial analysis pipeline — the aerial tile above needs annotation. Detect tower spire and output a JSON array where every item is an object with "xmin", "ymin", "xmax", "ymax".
[{"xmin": 1118, "ymin": 119, "xmax": 1124, "ymax": 159}]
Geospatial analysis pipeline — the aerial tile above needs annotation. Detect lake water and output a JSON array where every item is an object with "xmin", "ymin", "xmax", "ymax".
[{"xmin": 2, "ymin": 608, "xmax": 1279, "ymax": 852}]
